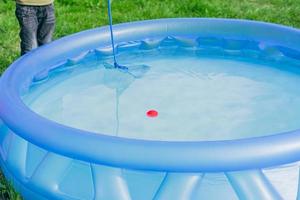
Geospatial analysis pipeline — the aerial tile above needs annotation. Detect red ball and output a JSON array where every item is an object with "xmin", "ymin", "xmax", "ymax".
[{"xmin": 147, "ymin": 110, "xmax": 158, "ymax": 118}]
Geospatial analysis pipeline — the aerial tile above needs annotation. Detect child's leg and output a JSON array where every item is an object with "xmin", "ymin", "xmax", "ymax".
[
  {"xmin": 37, "ymin": 4, "xmax": 55, "ymax": 46},
  {"xmin": 15, "ymin": 4, "xmax": 39, "ymax": 55}
]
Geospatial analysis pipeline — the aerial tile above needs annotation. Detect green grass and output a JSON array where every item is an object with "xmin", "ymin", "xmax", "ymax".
[
  {"xmin": 1, "ymin": 0, "xmax": 300, "ymax": 75},
  {"xmin": 0, "ymin": 172, "xmax": 21, "ymax": 200},
  {"xmin": 0, "ymin": 0, "xmax": 300, "ymax": 199}
]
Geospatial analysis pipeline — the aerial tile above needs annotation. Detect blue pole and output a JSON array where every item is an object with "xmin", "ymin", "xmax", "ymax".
[{"xmin": 107, "ymin": 0, "xmax": 118, "ymax": 68}]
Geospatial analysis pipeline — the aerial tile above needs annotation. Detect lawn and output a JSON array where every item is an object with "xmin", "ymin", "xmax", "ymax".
[
  {"xmin": 0, "ymin": 0, "xmax": 300, "ymax": 199},
  {"xmin": 1, "ymin": 0, "xmax": 300, "ymax": 75}
]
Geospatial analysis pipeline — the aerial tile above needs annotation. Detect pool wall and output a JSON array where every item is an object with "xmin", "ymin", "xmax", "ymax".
[
  {"xmin": 0, "ymin": 18, "xmax": 300, "ymax": 199},
  {"xmin": 1, "ymin": 120, "xmax": 295, "ymax": 200}
]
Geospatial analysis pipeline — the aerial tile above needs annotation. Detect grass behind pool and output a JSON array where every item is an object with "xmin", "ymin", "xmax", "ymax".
[
  {"xmin": 0, "ymin": 0, "xmax": 300, "ymax": 199},
  {"xmin": 1, "ymin": 0, "xmax": 300, "ymax": 75}
]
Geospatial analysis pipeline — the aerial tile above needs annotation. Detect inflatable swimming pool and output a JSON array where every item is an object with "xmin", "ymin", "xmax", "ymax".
[{"xmin": 0, "ymin": 18, "xmax": 300, "ymax": 200}]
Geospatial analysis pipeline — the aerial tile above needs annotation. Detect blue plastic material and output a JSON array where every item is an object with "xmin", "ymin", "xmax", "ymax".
[{"xmin": 0, "ymin": 18, "xmax": 300, "ymax": 199}]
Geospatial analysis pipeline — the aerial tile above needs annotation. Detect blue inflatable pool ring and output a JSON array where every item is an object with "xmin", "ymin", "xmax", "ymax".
[{"xmin": 0, "ymin": 18, "xmax": 300, "ymax": 200}]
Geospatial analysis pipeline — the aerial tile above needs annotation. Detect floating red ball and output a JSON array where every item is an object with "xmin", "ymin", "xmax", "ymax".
[{"xmin": 147, "ymin": 110, "xmax": 158, "ymax": 118}]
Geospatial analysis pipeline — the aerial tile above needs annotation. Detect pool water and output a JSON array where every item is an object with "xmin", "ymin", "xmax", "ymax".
[{"xmin": 23, "ymin": 47, "xmax": 300, "ymax": 141}]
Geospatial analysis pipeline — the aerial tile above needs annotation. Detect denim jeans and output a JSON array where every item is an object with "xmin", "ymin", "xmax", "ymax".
[{"xmin": 15, "ymin": 4, "xmax": 55, "ymax": 55}]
